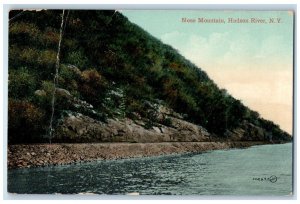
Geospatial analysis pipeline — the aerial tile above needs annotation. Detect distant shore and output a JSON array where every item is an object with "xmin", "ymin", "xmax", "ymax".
[{"xmin": 7, "ymin": 141, "xmax": 277, "ymax": 169}]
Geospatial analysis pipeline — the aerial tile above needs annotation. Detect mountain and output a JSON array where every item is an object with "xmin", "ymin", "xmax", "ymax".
[{"xmin": 8, "ymin": 10, "xmax": 291, "ymax": 144}]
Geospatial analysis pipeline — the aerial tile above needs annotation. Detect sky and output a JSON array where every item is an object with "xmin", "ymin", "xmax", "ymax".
[{"xmin": 122, "ymin": 10, "xmax": 294, "ymax": 134}]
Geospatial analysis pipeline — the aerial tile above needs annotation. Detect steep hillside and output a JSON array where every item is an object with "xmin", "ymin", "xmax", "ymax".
[{"xmin": 8, "ymin": 10, "xmax": 291, "ymax": 144}]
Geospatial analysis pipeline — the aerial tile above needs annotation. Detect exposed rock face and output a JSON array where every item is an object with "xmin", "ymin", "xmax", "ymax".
[
  {"xmin": 53, "ymin": 111, "xmax": 273, "ymax": 143},
  {"xmin": 226, "ymin": 121, "xmax": 268, "ymax": 141},
  {"xmin": 170, "ymin": 117, "xmax": 210, "ymax": 142},
  {"xmin": 34, "ymin": 70, "xmax": 273, "ymax": 144},
  {"xmin": 54, "ymin": 114, "xmax": 211, "ymax": 143}
]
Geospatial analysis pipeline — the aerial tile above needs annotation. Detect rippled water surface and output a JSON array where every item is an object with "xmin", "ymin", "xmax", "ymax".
[{"xmin": 8, "ymin": 143, "xmax": 293, "ymax": 195}]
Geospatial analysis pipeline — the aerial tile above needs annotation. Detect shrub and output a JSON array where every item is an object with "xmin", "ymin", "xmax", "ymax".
[
  {"xmin": 58, "ymin": 65, "xmax": 80, "ymax": 96},
  {"xmin": 19, "ymin": 47, "xmax": 39, "ymax": 64},
  {"xmin": 161, "ymin": 117, "xmax": 172, "ymax": 127},
  {"xmin": 38, "ymin": 49, "xmax": 57, "ymax": 65},
  {"xmin": 144, "ymin": 121, "xmax": 153, "ymax": 129},
  {"xmin": 66, "ymin": 50, "xmax": 88, "ymax": 69},
  {"xmin": 60, "ymin": 64, "xmax": 76, "ymax": 80},
  {"xmin": 39, "ymin": 80, "xmax": 72, "ymax": 112},
  {"xmin": 10, "ymin": 46, "xmax": 56, "ymax": 69},
  {"xmin": 79, "ymin": 69, "xmax": 108, "ymax": 107},
  {"xmin": 8, "ymin": 68, "xmax": 37, "ymax": 99},
  {"xmin": 125, "ymin": 98, "xmax": 144, "ymax": 119},
  {"xmin": 41, "ymin": 80, "xmax": 55, "ymax": 94},
  {"xmin": 8, "ymin": 99, "xmax": 46, "ymax": 144},
  {"xmin": 32, "ymin": 80, "xmax": 55, "ymax": 110},
  {"xmin": 81, "ymin": 69, "xmax": 101, "ymax": 83},
  {"xmin": 9, "ymin": 22, "xmax": 40, "ymax": 39},
  {"xmin": 10, "ymin": 22, "xmax": 61, "ymax": 49},
  {"xmin": 41, "ymin": 27, "xmax": 60, "ymax": 46}
]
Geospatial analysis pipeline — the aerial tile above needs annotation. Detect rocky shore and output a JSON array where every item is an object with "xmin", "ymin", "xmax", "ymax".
[
  {"xmin": 8, "ymin": 141, "xmax": 270, "ymax": 169},
  {"xmin": 8, "ymin": 101, "xmax": 283, "ymax": 170}
]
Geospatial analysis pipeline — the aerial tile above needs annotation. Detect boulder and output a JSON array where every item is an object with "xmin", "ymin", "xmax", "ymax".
[
  {"xmin": 55, "ymin": 88, "xmax": 72, "ymax": 99},
  {"xmin": 34, "ymin": 89, "xmax": 46, "ymax": 97},
  {"xmin": 67, "ymin": 64, "xmax": 82, "ymax": 76}
]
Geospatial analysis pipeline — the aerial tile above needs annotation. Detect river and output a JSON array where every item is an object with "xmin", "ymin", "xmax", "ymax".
[{"xmin": 7, "ymin": 143, "xmax": 293, "ymax": 195}]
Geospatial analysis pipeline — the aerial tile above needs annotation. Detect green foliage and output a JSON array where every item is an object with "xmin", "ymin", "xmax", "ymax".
[
  {"xmin": 8, "ymin": 9, "xmax": 291, "ymax": 143},
  {"xmin": 102, "ymin": 87, "xmax": 126, "ymax": 118},
  {"xmin": 161, "ymin": 117, "xmax": 172, "ymax": 127},
  {"xmin": 36, "ymin": 80, "xmax": 73, "ymax": 114},
  {"xmin": 8, "ymin": 99, "xmax": 46, "ymax": 144},
  {"xmin": 10, "ymin": 22, "xmax": 39, "ymax": 36},
  {"xmin": 41, "ymin": 27, "xmax": 60, "ymax": 46},
  {"xmin": 21, "ymin": 48, "xmax": 39, "ymax": 63},
  {"xmin": 58, "ymin": 64, "xmax": 80, "ymax": 96},
  {"xmin": 9, "ymin": 68, "xmax": 37, "ymax": 99},
  {"xmin": 124, "ymin": 98, "xmax": 144, "ymax": 119},
  {"xmin": 78, "ymin": 69, "xmax": 108, "ymax": 106},
  {"xmin": 9, "ymin": 22, "xmax": 40, "ymax": 46},
  {"xmin": 38, "ymin": 50, "xmax": 57, "ymax": 65},
  {"xmin": 9, "ymin": 46, "xmax": 57, "ymax": 79},
  {"xmin": 10, "ymin": 22, "xmax": 60, "ymax": 48},
  {"xmin": 41, "ymin": 80, "xmax": 55, "ymax": 94},
  {"xmin": 65, "ymin": 51, "xmax": 88, "ymax": 69}
]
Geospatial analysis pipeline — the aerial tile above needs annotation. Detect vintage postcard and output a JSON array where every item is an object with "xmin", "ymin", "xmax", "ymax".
[{"xmin": 7, "ymin": 9, "xmax": 294, "ymax": 196}]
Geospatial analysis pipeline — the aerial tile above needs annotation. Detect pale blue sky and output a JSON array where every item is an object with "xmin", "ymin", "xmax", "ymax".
[
  {"xmin": 122, "ymin": 10, "xmax": 294, "ymax": 133},
  {"xmin": 122, "ymin": 10, "xmax": 293, "ymax": 64}
]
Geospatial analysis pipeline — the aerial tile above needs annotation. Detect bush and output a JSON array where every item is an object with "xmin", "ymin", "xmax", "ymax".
[
  {"xmin": 38, "ymin": 49, "xmax": 57, "ymax": 65},
  {"xmin": 79, "ymin": 69, "xmax": 108, "ymax": 107},
  {"xmin": 65, "ymin": 50, "xmax": 88, "ymax": 69},
  {"xmin": 81, "ymin": 69, "xmax": 102, "ymax": 83},
  {"xmin": 58, "ymin": 64, "xmax": 80, "ymax": 96},
  {"xmin": 9, "ymin": 68, "xmax": 37, "ymax": 99},
  {"xmin": 9, "ymin": 22, "xmax": 40, "ymax": 40},
  {"xmin": 161, "ymin": 117, "xmax": 172, "ymax": 127},
  {"xmin": 38, "ymin": 80, "xmax": 72, "ymax": 113},
  {"xmin": 10, "ymin": 22, "xmax": 60, "ymax": 48},
  {"xmin": 125, "ymin": 98, "xmax": 143, "ymax": 119},
  {"xmin": 9, "ymin": 46, "xmax": 56, "ymax": 74},
  {"xmin": 41, "ymin": 27, "xmax": 60, "ymax": 46},
  {"xmin": 41, "ymin": 80, "xmax": 55, "ymax": 94},
  {"xmin": 19, "ymin": 47, "xmax": 39, "ymax": 64},
  {"xmin": 8, "ymin": 99, "xmax": 46, "ymax": 144}
]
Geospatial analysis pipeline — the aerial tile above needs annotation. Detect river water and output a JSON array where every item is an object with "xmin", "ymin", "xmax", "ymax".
[{"xmin": 7, "ymin": 143, "xmax": 293, "ymax": 195}]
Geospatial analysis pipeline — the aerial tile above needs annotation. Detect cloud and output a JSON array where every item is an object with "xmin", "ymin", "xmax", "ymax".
[
  {"xmin": 161, "ymin": 30, "xmax": 292, "ymax": 70},
  {"xmin": 161, "ymin": 31, "xmax": 233, "ymax": 70}
]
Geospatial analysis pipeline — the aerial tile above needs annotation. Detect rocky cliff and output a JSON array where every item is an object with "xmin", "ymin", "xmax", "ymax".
[
  {"xmin": 51, "ymin": 90, "xmax": 275, "ymax": 143},
  {"xmin": 54, "ymin": 114, "xmax": 211, "ymax": 143}
]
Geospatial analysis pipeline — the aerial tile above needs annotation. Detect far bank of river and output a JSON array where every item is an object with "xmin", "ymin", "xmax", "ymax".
[{"xmin": 7, "ymin": 141, "xmax": 274, "ymax": 169}]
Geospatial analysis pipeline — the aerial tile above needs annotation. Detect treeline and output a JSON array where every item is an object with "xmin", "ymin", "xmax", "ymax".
[{"xmin": 8, "ymin": 10, "xmax": 291, "ymax": 143}]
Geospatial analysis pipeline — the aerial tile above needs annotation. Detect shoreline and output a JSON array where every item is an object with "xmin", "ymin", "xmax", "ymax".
[
  {"xmin": 7, "ymin": 141, "xmax": 272, "ymax": 169},
  {"xmin": 7, "ymin": 141, "xmax": 278, "ymax": 169}
]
